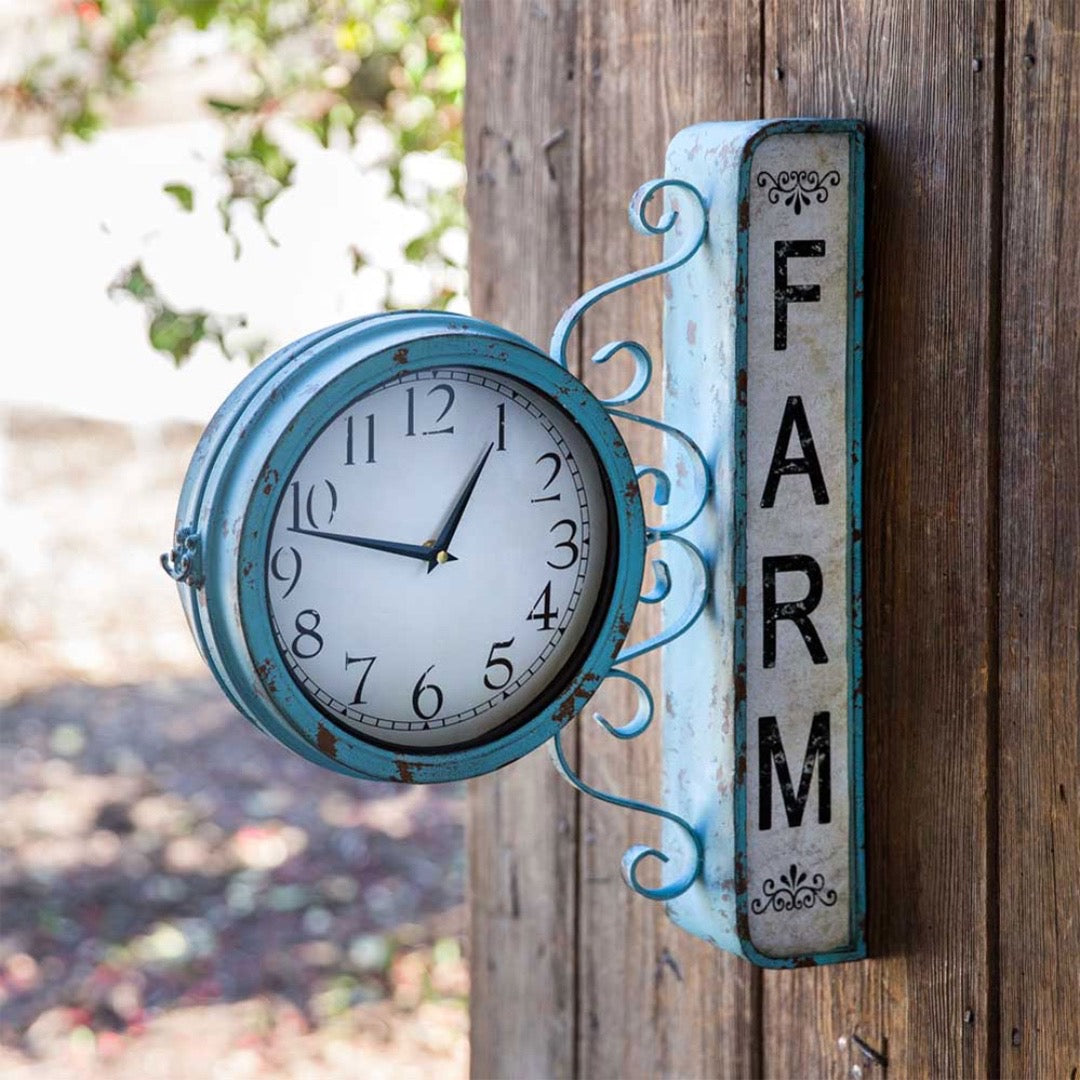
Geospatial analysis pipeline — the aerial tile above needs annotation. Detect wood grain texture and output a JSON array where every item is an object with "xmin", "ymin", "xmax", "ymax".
[
  {"xmin": 575, "ymin": 4, "xmax": 762, "ymax": 1078},
  {"xmin": 466, "ymin": 2, "xmax": 1079, "ymax": 1076},
  {"xmin": 999, "ymin": 2, "xmax": 1080, "ymax": 1074},
  {"xmin": 762, "ymin": 1, "xmax": 1000, "ymax": 1076},
  {"xmin": 463, "ymin": 3, "xmax": 582, "ymax": 1077}
]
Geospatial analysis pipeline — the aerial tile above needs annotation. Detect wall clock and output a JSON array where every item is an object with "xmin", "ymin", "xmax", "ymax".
[
  {"xmin": 163, "ymin": 311, "xmax": 645, "ymax": 783},
  {"xmin": 164, "ymin": 117, "xmax": 866, "ymax": 968}
]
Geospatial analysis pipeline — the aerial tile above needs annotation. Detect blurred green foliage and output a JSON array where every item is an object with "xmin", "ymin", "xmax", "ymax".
[{"xmin": 6, "ymin": 0, "xmax": 464, "ymax": 364}]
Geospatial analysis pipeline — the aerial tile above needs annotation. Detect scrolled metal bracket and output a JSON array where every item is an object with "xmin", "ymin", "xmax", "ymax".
[{"xmin": 546, "ymin": 177, "xmax": 712, "ymax": 903}]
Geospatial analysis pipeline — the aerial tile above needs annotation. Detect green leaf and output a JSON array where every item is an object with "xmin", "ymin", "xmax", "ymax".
[
  {"xmin": 206, "ymin": 98, "xmax": 247, "ymax": 114},
  {"xmin": 163, "ymin": 183, "xmax": 194, "ymax": 212},
  {"xmin": 64, "ymin": 104, "xmax": 103, "ymax": 142},
  {"xmin": 179, "ymin": 0, "xmax": 221, "ymax": 30},
  {"xmin": 248, "ymin": 129, "xmax": 294, "ymax": 185},
  {"xmin": 149, "ymin": 310, "xmax": 208, "ymax": 366},
  {"xmin": 404, "ymin": 234, "xmax": 434, "ymax": 262},
  {"xmin": 108, "ymin": 262, "xmax": 158, "ymax": 303}
]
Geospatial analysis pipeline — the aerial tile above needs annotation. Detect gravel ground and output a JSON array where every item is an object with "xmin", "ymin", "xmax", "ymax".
[{"xmin": 0, "ymin": 408, "xmax": 467, "ymax": 1078}]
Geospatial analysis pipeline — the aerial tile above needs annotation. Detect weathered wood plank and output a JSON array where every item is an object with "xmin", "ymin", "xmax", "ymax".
[
  {"xmin": 999, "ymin": 2, "xmax": 1080, "ymax": 1074},
  {"xmin": 575, "ymin": 4, "xmax": 762, "ymax": 1078},
  {"xmin": 762, "ymin": 1, "xmax": 1000, "ymax": 1075},
  {"xmin": 463, "ymin": 3, "xmax": 582, "ymax": 1077}
]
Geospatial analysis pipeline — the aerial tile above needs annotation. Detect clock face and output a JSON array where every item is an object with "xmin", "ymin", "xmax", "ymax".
[{"xmin": 264, "ymin": 365, "xmax": 615, "ymax": 751}]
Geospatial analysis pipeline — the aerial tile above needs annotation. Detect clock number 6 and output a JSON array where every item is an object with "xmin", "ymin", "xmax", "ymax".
[
  {"xmin": 291, "ymin": 609, "xmax": 324, "ymax": 659},
  {"xmin": 547, "ymin": 519, "xmax": 579, "ymax": 569},
  {"xmin": 412, "ymin": 665, "xmax": 444, "ymax": 720},
  {"xmin": 483, "ymin": 638, "xmax": 516, "ymax": 691}
]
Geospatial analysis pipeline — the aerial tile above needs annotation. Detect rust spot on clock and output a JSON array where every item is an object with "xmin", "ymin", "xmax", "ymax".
[
  {"xmin": 393, "ymin": 347, "xmax": 409, "ymax": 365},
  {"xmin": 394, "ymin": 759, "xmax": 415, "ymax": 782},
  {"xmin": 316, "ymin": 725, "xmax": 338, "ymax": 758},
  {"xmin": 737, "ymin": 193, "xmax": 751, "ymax": 231},
  {"xmin": 733, "ymin": 851, "xmax": 749, "ymax": 904},
  {"xmin": 553, "ymin": 675, "xmax": 601, "ymax": 726},
  {"xmin": 733, "ymin": 667, "xmax": 746, "ymax": 704}
]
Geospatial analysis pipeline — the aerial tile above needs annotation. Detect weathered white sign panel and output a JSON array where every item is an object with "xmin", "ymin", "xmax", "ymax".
[{"xmin": 661, "ymin": 119, "xmax": 865, "ymax": 966}]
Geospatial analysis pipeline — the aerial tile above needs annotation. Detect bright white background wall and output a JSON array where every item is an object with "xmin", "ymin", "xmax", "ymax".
[{"xmin": 0, "ymin": 1, "xmax": 465, "ymax": 425}]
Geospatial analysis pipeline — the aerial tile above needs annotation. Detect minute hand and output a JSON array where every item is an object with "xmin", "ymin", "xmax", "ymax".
[{"xmin": 287, "ymin": 525, "xmax": 435, "ymax": 564}]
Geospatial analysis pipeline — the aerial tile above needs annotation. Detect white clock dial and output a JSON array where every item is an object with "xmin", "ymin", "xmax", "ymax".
[{"xmin": 264, "ymin": 366, "xmax": 614, "ymax": 751}]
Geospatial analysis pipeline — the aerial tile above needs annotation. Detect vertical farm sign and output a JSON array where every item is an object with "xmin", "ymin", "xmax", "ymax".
[{"xmin": 662, "ymin": 119, "xmax": 865, "ymax": 966}]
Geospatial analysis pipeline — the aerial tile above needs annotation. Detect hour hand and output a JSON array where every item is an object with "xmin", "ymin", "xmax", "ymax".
[{"xmin": 287, "ymin": 525, "xmax": 445, "ymax": 565}]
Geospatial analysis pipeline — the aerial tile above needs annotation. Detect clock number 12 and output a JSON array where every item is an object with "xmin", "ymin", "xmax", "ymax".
[{"xmin": 406, "ymin": 384, "xmax": 455, "ymax": 437}]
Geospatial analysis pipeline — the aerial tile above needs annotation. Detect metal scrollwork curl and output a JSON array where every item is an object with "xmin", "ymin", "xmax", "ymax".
[
  {"xmin": 549, "ymin": 727, "xmax": 703, "ymax": 901},
  {"xmin": 592, "ymin": 669, "xmax": 654, "ymax": 740},
  {"xmin": 617, "ymin": 533, "xmax": 710, "ymax": 665},
  {"xmin": 546, "ymin": 176, "xmax": 712, "ymax": 905},
  {"xmin": 549, "ymin": 177, "xmax": 708, "ymax": 407},
  {"xmin": 609, "ymin": 408, "xmax": 712, "ymax": 537}
]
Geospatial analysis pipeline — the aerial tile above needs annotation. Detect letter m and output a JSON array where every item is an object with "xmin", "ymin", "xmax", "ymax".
[{"xmin": 758, "ymin": 711, "xmax": 832, "ymax": 830}]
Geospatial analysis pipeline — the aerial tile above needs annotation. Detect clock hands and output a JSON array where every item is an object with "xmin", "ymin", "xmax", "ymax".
[
  {"xmin": 286, "ymin": 525, "xmax": 442, "ymax": 565},
  {"xmin": 427, "ymin": 441, "xmax": 495, "ymax": 573},
  {"xmin": 286, "ymin": 441, "xmax": 495, "ymax": 571}
]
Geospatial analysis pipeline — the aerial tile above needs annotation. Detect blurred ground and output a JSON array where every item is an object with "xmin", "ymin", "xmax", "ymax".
[{"xmin": 0, "ymin": 409, "xmax": 468, "ymax": 1079}]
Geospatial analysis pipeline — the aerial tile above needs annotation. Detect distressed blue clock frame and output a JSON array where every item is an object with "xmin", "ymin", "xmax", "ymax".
[{"xmin": 164, "ymin": 312, "xmax": 647, "ymax": 784}]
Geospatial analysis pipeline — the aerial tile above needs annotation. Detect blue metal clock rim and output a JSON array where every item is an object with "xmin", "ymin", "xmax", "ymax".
[
  {"xmin": 196, "ymin": 313, "xmax": 645, "ymax": 784},
  {"xmin": 175, "ymin": 313, "xmax": 464, "ymax": 770},
  {"xmin": 730, "ymin": 118, "xmax": 867, "ymax": 967},
  {"xmin": 174, "ymin": 314, "xmax": 385, "ymax": 695}
]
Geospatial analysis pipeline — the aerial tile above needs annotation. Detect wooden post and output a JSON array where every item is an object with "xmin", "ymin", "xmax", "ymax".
[{"xmin": 465, "ymin": 1, "xmax": 1079, "ymax": 1075}]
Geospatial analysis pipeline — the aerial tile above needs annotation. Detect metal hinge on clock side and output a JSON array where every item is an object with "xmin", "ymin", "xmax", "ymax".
[{"xmin": 161, "ymin": 525, "xmax": 204, "ymax": 588}]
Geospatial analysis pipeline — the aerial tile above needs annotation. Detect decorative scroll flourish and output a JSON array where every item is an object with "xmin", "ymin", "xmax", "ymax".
[
  {"xmin": 161, "ymin": 525, "xmax": 203, "ymax": 587},
  {"xmin": 592, "ymin": 669, "xmax": 653, "ymax": 739},
  {"xmin": 549, "ymin": 177, "xmax": 708, "ymax": 405},
  {"xmin": 750, "ymin": 864, "xmax": 838, "ymax": 914},
  {"xmin": 549, "ymin": 728, "xmax": 703, "ymax": 902},
  {"xmin": 545, "ymin": 177, "xmax": 713, "ymax": 904},
  {"xmin": 755, "ymin": 168, "xmax": 840, "ymax": 215},
  {"xmin": 609, "ymin": 408, "xmax": 711, "ymax": 537},
  {"xmin": 617, "ymin": 533, "xmax": 709, "ymax": 665}
]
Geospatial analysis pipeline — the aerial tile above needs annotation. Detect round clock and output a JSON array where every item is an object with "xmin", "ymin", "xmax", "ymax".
[{"xmin": 165, "ymin": 312, "xmax": 645, "ymax": 782}]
